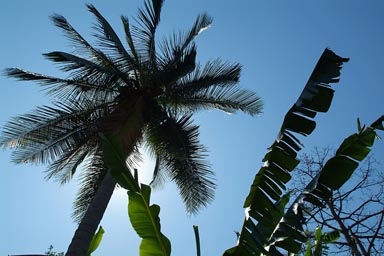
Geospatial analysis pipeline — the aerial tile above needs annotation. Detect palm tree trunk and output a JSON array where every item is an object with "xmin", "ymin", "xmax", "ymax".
[
  {"xmin": 65, "ymin": 171, "xmax": 117, "ymax": 256},
  {"xmin": 66, "ymin": 98, "xmax": 147, "ymax": 256}
]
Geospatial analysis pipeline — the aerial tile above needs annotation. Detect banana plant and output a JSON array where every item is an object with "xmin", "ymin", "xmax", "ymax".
[
  {"xmin": 225, "ymin": 114, "xmax": 383, "ymax": 256},
  {"xmin": 224, "ymin": 48, "xmax": 350, "ymax": 255},
  {"xmin": 270, "ymin": 115, "xmax": 384, "ymax": 255},
  {"xmin": 101, "ymin": 133, "xmax": 171, "ymax": 256},
  {"xmin": 303, "ymin": 227, "xmax": 340, "ymax": 256}
]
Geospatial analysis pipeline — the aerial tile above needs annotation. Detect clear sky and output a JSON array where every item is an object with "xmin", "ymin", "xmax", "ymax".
[{"xmin": 1, "ymin": 1, "xmax": 383, "ymax": 255}]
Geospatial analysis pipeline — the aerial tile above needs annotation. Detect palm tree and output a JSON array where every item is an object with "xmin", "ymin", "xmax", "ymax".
[{"xmin": 0, "ymin": 0, "xmax": 262, "ymax": 255}]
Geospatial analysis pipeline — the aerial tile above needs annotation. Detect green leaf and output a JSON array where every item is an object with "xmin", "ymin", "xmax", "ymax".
[
  {"xmin": 315, "ymin": 227, "xmax": 322, "ymax": 242},
  {"xmin": 371, "ymin": 115, "xmax": 384, "ymax": 130},
  {"xmin": 318, "ymin": 155, "xmax": 359, "ymax": 190},
  {"xmin": 271, "ymin": 117, "xmax": 383, "ymax": 256},
  {"xmin": 321, "ymin": 229, "xmax": 340, "ymax": 243},
  {"xmin": 230, "ymin": 49, "xmax": 349, "ymax": 255},
  {"xmin": 87, "ymin": 226, "xmax": 105, "ymax": 256},
  {"xmin": 273, "ymin": 237, "xmax": 302, "ymax": 253},
  {"xmin": 312, "ymin": 228, "xmax": 340, "ymax": 256},
  {"xmin": 99, "ymin": 133, "xmax": 140, "ymax": 192},
  {"xmin": 262, "ymin": 146, "xmax": 300, "ymax": 172},
  {"xmin": 335, "ymin": 134, "xmax": 371, "ymax": 161},
  {"xmin": 282, "ymin": 112, "xmax": 316, "ymax": 136},
  {"xmin": 357, "ymin": 118, "xmax": 362, "ymax": 132},
  {"xmin": 304, "ymin": 242, "xmax": 313, "ymax": 256},
  {"xmin": 128, "ymin": 184, "xmax": 171, "ymax": 256},
  {"xmin": 303, "ymin": 193, "xmax": 324, "ymax": 207},
  {"xmin": 101, "ymin": 133, "xmax": 171, "ymax": 255}
]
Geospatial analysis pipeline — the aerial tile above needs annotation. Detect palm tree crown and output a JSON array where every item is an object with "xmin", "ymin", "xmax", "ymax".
[{"xmin": 0, "ymin": 0, "xmax": 262, "ymax": 219}]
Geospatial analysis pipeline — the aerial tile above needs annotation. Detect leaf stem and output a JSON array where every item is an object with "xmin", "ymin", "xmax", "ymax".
[{"xmin": 193, "ymin": 225, "xmax": 201, "ymax": 256}]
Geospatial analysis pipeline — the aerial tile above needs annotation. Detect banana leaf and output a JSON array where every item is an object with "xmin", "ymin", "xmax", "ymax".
[
  {"xmin": 87, "ymin": 226, "xmax": 105, "ymax": 256},
  {"xmin": 128, "ymin": 184, "xmax": 171, "ymax": 256},
  {"xmin": 100, "ymin": 133, "xmax": 171, "ymax": 256},
  {"xmin": 265, "ymin": 116, "xmax": 384, "ymax": 254},
  {"xmin": 224, "ymin": 49, "xmax": 349, "ymax": 256},
  {"xmin": 301, "ymin": 227, "xmax": 340, "ymax": 256}
]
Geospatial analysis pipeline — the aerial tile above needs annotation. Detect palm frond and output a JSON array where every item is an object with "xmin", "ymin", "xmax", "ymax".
[
  {"xmin": 132, "ymin": 0, "xmax": 164, "ymax": 66},
  {"xmin": 121, "ymin": 16, "xmax": 139, "ymax": 62},
  {"xmin": 72, "ymin": 149, "xmax": 106, "ymax": 223},
  {"xmin": 180, "ymin": 59, "xmax": 242, "ymax": 90},
  {"xmin": 44, "ymin": 141, "xmax": 92, "ymax": 184},
  {"xmin": 159, "ymin": 13, "xmax": 212, "ymax": 66},
  {"xmin": 158, "ymin": 59, "xmax": 262, "ymax": 115},
  {"xmin": 179, "ymin": 13, "xmax": 212, "ymax": 52},
  {"xmin": 163, "ymin": 85, "xmax": 263, "ymax": 116},
  {"xmin": 44, "ymin": 51, "xmax": 129, "ymax": 87},
  {"xmin": 145, "ymin": 113, "xmax": 215, "ymax": 214},
  {"xmin": 9, "ymin": 121, "xmax": 91, "ymax": 165},
  {"xmin": 43, "ymin": 51, "xmax": 127, "ymax": 93},
  {"xmin": 167, "ymin": 150, "xmax": 215, "ymax": 214},
  {"xmin": 157, "ymin": 45, "xmax": 197, "ymax": 88},
  {"xmin": 51, "ymin": 14, "xmax": 110, "ymax": 65},
  {"xmin": 87, "ymin": 4, "xmax": 138, "ymax": 76},
  {"xmin": 120, "ymin": 15, "xmax": 144, "ymax": 84},
  {"xmin": 147, "ymin": 154, "xmax": 169, "ymax": 189},
  {"xmin": 0, "ymin": 100, "xmax": 104, "ymax": 165},
  {"xmin": 43, "ymin": 51, "xmax": 111, "ymax": 74},
  {"xmin": 51, "ymin": 14, "xmax": 132, "ymax": 86},
  {"xmin": 4, "ymin": 68, "xmax": 116, "ymax": 98}
]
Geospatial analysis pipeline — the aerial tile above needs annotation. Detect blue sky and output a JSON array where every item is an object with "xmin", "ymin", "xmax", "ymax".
[{"xmin": 1, "ymin": 1, "xmax": 383, "ymax": 255}]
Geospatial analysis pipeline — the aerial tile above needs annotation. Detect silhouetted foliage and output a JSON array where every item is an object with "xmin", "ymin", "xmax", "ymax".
[{"xmin": 291, "ymin": 147, "xmax": 384, "ymax": 255}]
